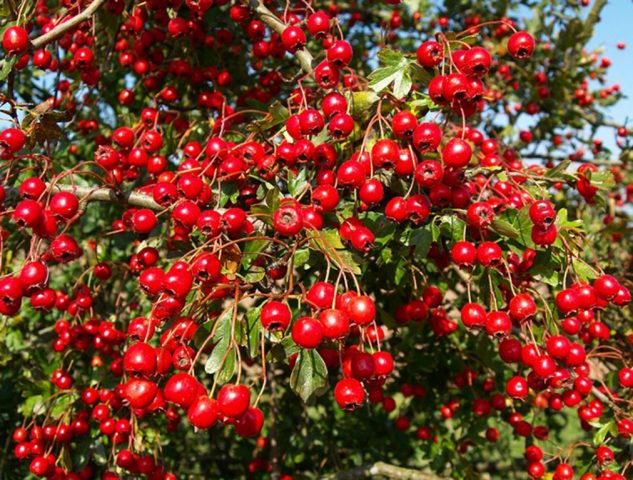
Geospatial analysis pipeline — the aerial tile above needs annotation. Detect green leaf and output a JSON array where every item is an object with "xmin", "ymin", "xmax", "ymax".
[
  {"xmin": 377, "ymin": 48, "xmax": 406, "ymax": 67},
  {"xmin": 407, "ymin": 227, "xmax": 433, "ymax": 259},
  {"xmin": 556, "ymin": 208, "xmax": 583, "ymax": 230},
  {"xmin": 490, "ymin": 218, "xmax": 520, "ymax": 239},
  {"xmin": 18, "ymin": 394, "xmax": 45, "ymax": 417},
  {"xmin": 218, "ymin": 182, "xmax": 239, "ymax": 207},
  {"xmin": 545, "ymin": 159, "xmax": 574, "ymax": 181},
  {"xmin": 243, "ymin": 266, "xmax": 265, "ymax": 283},
  {"xmin": 392, "ymin": 71, "xmax": 412, "ymax": 99},
  {"xmin": 51, "ymin": 392, "xmax": 79, "ymax": 417},
  {"xmin": 504, "ymin": 206, "xmax": 534, "ymax": 247},
  {"xmin": 394, "ymin": 257, "xmax": 408, "ymax": 285},
  {"xmin": 250, "ymin": 186, "xmax": 280, "ymax": 223},
  {"xmin": 204, "ymin": 309, "xmax": 233, "ymax": 375},
  {"xmin": 250, "ymin": 101, "xmax": 289, "ymax": 132},
  {"xmin": 588, "ymin": 170, "xmax": 615, "ymax": 191},
  {"xmin": 215, "ymin": 348, "xmax": 236, "ymax": 385},
  {"xmin": 241, "ymin": 238, "xmax": 268, "ymax": 269},
  {"xmin": 347, "ymin": 91, "xmax": 379, "ymax": 119},
  {"xmin": 308, "ymin": 229, "xmax": 361, "ymax": 275},
  {"xmin": 0, "ymin": 56, "xmax": 17, "ymax": 82},
  {"xmin": 362, "ymin": 211, "xmax": 396, "ymax": 246},
  {"xmin": 572, "ymin": 258, "xmax": 597, "ymax": 282},
  {"xmin": 368, "ymin": 65, "xmax": 403, "ymax": 94},
  {"xmin": 293, "ymin": 248, "xmax": 311, "ymax": 269},
  {"xmin": 593, "ymin": 420, "xmax": 616, "ymax": 445},
  {"xmin": 368, "ymin": 49, "xmax": 414, "ymax": 98},
  {"xmin": 439, "ymin": 215, "xmax": 466, "ymax": 242},
  {"xmin": 287, "ymin": 168, "xmax": 309, "ymax": 197},
  {"xmin": 289, "ymin": 350, "xmax": 328, "ymax": 403},
  {"xmin": 407, "ymin": 92, "xmax": 438, "ymax": 116},
  {"xmin": 244, "ymin": 305, "xmax": 263, "ymax": 358}
]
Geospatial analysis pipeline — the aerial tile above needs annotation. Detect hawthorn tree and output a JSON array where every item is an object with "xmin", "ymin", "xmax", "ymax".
[{"xmin": 0, "ymin": 0, "xmax": 632, "ymax": 478}]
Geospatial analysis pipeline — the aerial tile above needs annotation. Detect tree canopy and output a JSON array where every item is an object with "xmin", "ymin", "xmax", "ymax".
[{"xmin": 0, "ymin": 0, "xmax": 632, "ymax": 479}]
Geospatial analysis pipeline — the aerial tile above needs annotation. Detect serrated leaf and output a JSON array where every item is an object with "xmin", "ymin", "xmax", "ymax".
[
  {"xmin": 408, "ymin": 63, "xmax": 433, "ymax": 85},
  {"xmin": 504, "ymin": 206, "xmax": 534, "ymax": 247},
  {"xmin": 243, "ymin": 266, "xmax": 265, "ymax": 283},
  {"xmin": 368, "ymin": 49, "xmax": 413, "ymax": 98},
  {"xmin": 394, "ymin": 257, "xmax": 408, "ymax": 285},
  {"xmin": 392, "ymin": 71, "xmax": 412, "ymax": 99},
  {"xmin": 377, "ymin": 48, "xmax": 406, "ymax": 66},
  {"xmin": 18, "ymin": 395, "xmax": 45, "ymax": 417},
  {"xmin": 368, "ymin": 65, "xmax": 402, "ymax": 94},
  {"xmin": 556, "ymin": 208, "xmax": 583, "ymax": 230},
  {"xmin": 289, "ymin": 350, "xmax": 328, "ymax": 403},
  {"xmin": 572, "ymin": 258, "xmax": 597, "ymax": 282},
  {"xmin": 51, "ymin": 392, "xmax": 79, "ymax": 417},
  {"xmin": 407, "ymin": 92, "xmax": 438, "ymax": 116}
]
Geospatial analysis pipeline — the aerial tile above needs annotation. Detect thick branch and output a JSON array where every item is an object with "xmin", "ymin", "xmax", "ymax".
[
  {"xmin": 582, "ymin": 0, "xmax": 608, "ymax": 42},
  {"xmin": 31, "ymin": 0, "xmax": 108, "ymax": 49},
  {"xmin": 5, "ymin": 184, "xmax": 161, "ymax": 210},
  {"xmin": 5, "ymin": 184, "xmax": 270, "ymax": 230},
  {"xmin": 247, "ymin": 0, "xmax": 314, "ymax": 73},
  {"xmin": 319, "ymin": 463, "xmax": 447, "ymax": 480},
  {"xmin": 57, "ymin": 184, "xmax": 161, "ymax": 209}
]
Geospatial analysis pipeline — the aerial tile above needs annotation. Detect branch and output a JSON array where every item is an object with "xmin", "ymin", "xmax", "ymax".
[
  {"xmin": 318, "ymin": 462, "xmax": 447, "ymax": 480},
  {"xmin": 5, "ymin": 184, "xmax": 161, "ymax": 210},
  {"xmin": 521, "ymin": 153, "xmax": 623, "ymax": 167},
  {"xmin": 246, "ymin": 0, "xmax": 314, "ymax": 74},
  {"xmin": 4, "ymin": 184, "xmax": 268, "ymax": 229},
  {"xmin": 582, "ymin": 0, "xmax": 608, "ymax": 42},
  {"xmin": 31, "ymin": 0, "xmax": 108, "ymax": 49}
]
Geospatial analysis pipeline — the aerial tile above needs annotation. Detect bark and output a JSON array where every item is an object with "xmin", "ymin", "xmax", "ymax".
[{"xmin": 318, "ymin": 462, "xmax": 447, "ymax": 480}]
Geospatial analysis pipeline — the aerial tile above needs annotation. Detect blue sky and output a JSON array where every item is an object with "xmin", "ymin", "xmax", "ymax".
[{"xmin": 587, "ymin": 1, "xmax": 633, "ymax": 131}]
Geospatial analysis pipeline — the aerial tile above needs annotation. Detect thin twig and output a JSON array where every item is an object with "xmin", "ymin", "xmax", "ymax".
[{"xmin": 31, "ymin": 0, "xmax": 108, "ymax": 49}]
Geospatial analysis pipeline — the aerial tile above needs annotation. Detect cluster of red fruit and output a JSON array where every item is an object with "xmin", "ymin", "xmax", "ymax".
[{"xmin": 1, "ymin": 0, "xmax": 632, "ymax": 478}]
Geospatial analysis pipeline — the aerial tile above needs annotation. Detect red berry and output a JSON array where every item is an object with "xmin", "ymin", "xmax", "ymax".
[
  {"xmin": 508, "ymin": 31, "xmax": 535, "ymax": 60},
  {"xmin": 291, "ymin": 317, "xmax": 323, "ymax": 349},
  {"xmin": 318, "ymin": 308, "xmax": 350, "ymax": 339},
  {"xmin": 412, "ymin": 122, "xmax": 442, "ymax": 152},
  {"xmin": 2, "ymin": 26, "xmax": 29, "ymax": 55},
  {"xmin": 164, "ymin": 373, "xmax": 202, "ymax": 408},
  {"xmin": 442, "ymin": 138, "xmax": 472, "ymax": 167},
  {"xmin": 450, "ymin": 241, "xmax": 477, "ymax": 268},
  {"xmin": 334, "ymin": 378, "xmax": 365, "ymax": 410},
  {"xmin": 260, "ymin": 301, "xmax": 291, "ymax": 331},
  {"xmin": 131, "ymin": 209, "xmax": 157, "ymax": 234},
  {"xmin": 529, "ymin": 200, "xmax": 556, "ymax": 227},
  {"xmin": 416, "ymin": 40, "xmax": 443, "ymax": 68},
  {"xmin": 506, "ymin": 375, "xmax": 528, "ymax": 399},
  {"xmin": 392, "ymin": 111, "xmax": 418, "ymax": 139},
  {"xmin": 217, "ymin": 384, "xmax": 250, "ymax": 418},
  {"xmin": 461, "ymin": 302, "xmax": 486, "ymax": 329}
]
